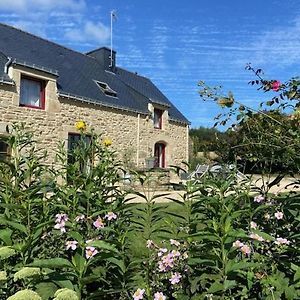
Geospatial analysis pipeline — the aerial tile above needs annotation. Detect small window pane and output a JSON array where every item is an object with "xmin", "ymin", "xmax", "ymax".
[
  {"xmin": 0, "ymin": 140, "xmax": 9, "ymax": 161},
  {"xmin": 20, "ymin": 78, "xmax": 41, "ymax": 107},
  {"xmin": 154, "ymin": 109, "xmax": 163, "ymax": 129}
]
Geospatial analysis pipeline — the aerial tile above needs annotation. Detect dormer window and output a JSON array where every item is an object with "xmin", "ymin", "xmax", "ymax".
[
  {"xmin": 20, "ymin": 76, "xmax": 45, "ymax": 109},
  {"xmin": 95, "ymin": 81, "xmax": 117, "ymax": 98},
  {"xmin": 154, "ymin": 108, "xmax": 163, "ymax": 129}
]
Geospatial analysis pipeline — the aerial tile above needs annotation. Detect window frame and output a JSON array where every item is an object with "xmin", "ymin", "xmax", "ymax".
[
  {"xmin": 153, "ymin": 108, "xmax": 163, "ymax": 129},
  {"xmin": 154, "ymin": 142, "xmax": 166, "ymax": 168},
  {"xmin": 0, "ymin": 139, "xmax": 10, "ymax": 162},
  {"xmin": 19, "ymin": 75, "xmax": 46, "ymax": 110}
]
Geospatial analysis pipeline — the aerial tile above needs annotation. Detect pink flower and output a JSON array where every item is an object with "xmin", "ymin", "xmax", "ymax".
[
  {"xmin": 170, "ymin": 250, "xmax": 181, "ymax": 258},
  {"xmin": 146, "ymin": 240, "xmax": 155, "ymax": 249},
  {"xmin": 157, "ymin": 248, "xmax": 168, "ymax": 257},
  {"xmin": 170, "ymin": 239, "xmax": 180, "ymax": 247},
  {"xmin": 250, "ymin": 221, "xmax": 257, "ymax": 229},
  {"xmin": 275, "ymin": 237, "xmax": 290, "ymax": 245},
  {"xmin": 85, "ymin": 246, "xmax": 98, "ymax": 259},
  {"xmin": 271, "ymin": 80, "xmax": 281, "ymax": 92},
  {"xmin": 104, "ymin": 212, "xmax": 117, "ymax": 221},
  {"xmin": 54, "ymin": 221, "xmax": 66, "ymax": 233},
  {"xmin": 158, "ymin": 253, "xmax": 175, "ymax": 272},
  {"xmin": 154, "ymin": 292, "xmax": 166, "ymax": 300},
  {"xmin": 169, "ymin": 272, "xmax": 182, "ymax": 285},
  {"xmin": 133, "ymin": 288, "xmax": 145, "ymax": 300},
  {"xmin": 65, "ymin": 240, "xmax": 78, "ymax": 251},
  {"xmin": 240, "ymin": 244, "xmax": 251, "ymax": 256},
  {"xmin": 55, "ymin": 213, "xmax": 68, "ymax": 223},
  {"xmin": 275, "ymin": 211, "xmax": 284, "ymax": 220},
  {"xmin": 249, "ymin": 233, "xmax": 264, "ymax": 242},
  {"xmin": 254, "ymin": 195, "xmax": 264, "ymax": 203},
  {"xmin": 233, "ymin": 240, "xmax": 244, "ymax": 248},
  {"xmin": 93, "ymin": 217, "xmax": 105, "ymax": 229},
  {"xmin": 75, "ymin": 214, "xmax": 85, "ymax": 222}
]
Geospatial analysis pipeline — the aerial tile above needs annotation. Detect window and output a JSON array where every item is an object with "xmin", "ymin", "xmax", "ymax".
[
  {"xmin": 154, "ymin": 142, "xmax": 166, "ymax": 168},
  {"xmin": 95, "ymin": 81, "xmax": 117, "ymax": 98},
  {"xmin": 154, "ymin": 108, "xmax": 163, "ymax": 129},
  {"xmin": 20, "ymin": 76, "xmax": 45, "ymax": 109},
  {"xmin": 0, "ymin": 140, "xmax": 9, "ymax": 161}
]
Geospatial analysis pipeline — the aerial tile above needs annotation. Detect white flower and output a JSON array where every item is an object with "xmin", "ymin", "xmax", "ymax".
[
  {"xmin": 254, "ymin": 195, "xmax": 264, "ymax": 203},
  {"xmin": 249, "ymin": 233, "xmax": 264, "ymax": 242},
  {"xmin": 274, "ymin": 211, "xmax": 284, "ymax": 220},
  {"xmin": 65, "ymin": 241, "xmax": 78, "ymax": 251},
  {"xmin": 275, "ymin": 237, "xmax": 290, "ymax": 245},
  {"xmin": 104, "ymin": 212, "xmax": 117, "ymax": 221},
  {"xmin": 250, "ymin": 221, "xmax": 257, "ymax": 229},
  {"xmin": 232, "ymin": 240, "xmax": 244, "ymax": 248},
  {"xmin": 170, "ymin": 239, "xmax": 180, "ymax": 247}
]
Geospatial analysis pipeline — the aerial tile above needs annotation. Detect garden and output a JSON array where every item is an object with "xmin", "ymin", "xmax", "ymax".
[{"xmin": 0, "ymin": 67, "xmax": 299, "ymax": 299}]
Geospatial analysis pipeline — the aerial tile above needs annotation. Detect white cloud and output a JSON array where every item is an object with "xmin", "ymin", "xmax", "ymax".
[
  {"xmin": 0, "ymin": 0, "xmax": 86, "ymax": 12},
  {"xmin": 64, "ymin": 21, "xmax": 110, "ymax": 43}
]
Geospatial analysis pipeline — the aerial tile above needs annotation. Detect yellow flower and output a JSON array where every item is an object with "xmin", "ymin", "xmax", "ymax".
[
  {"xmin": 75, "ymin": 120, "xmax": 87, "ymax": 131},
  {"xmin": 103, "ymin": 138, "xmax": 112, "ymax": 147}
]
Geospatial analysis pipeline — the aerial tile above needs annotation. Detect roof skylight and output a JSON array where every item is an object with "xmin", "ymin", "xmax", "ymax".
[{"xmin": 95, "ymin": 81, "xmax": 117, "ymax": 98}]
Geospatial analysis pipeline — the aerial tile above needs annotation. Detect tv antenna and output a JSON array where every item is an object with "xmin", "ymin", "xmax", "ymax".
[{"xmin": 110, "ymin": 10, "xmax": 117, "ymax": 68}]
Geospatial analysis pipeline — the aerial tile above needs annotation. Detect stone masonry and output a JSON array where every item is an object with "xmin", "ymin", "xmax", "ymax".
[{"xmin": 0, "ymin": 64, "xmax": 189, "ymax": 174}]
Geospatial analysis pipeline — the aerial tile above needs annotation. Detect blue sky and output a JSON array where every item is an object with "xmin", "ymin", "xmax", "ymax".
[{"xmin": 0, "ymin": 0, "xmax": 299, "ymax": 128}]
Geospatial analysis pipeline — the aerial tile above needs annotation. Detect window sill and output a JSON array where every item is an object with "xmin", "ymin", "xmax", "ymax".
[{"xmin": 19, "ymin": 104, "xmax": 45, "ymax": 110}]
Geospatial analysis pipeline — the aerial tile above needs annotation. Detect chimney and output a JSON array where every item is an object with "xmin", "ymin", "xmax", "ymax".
[{"xmin": 86, "ymin": 47, "xmax": 116, "ymax": 72}]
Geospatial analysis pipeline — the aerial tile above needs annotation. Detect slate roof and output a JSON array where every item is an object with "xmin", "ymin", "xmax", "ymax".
[{"xmin": 0, "ymin": 23, "xmax": 189, "ymax": 124}]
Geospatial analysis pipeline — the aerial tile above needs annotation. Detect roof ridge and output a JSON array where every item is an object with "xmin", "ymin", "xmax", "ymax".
[
  {"xmin": 117, "ymin": 66, "xmax": 150, "ymax": 80},
  {"xmin": 0, "ymin": 22, "xmax": 100, "ymax": 62}
]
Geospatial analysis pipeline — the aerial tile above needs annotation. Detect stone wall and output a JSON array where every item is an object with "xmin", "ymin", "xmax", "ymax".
[{"xmin": 0, "ymin": 65, "xmax": 189, "ymax": 173}]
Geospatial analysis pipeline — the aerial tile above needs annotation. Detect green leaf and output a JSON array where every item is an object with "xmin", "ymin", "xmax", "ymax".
[
  {"xmin": 0, "ymin": 228, "xmax": 13, "ymax": 246},
  {"xmin": 88, "ymin": 241, "xmax": 119, "ymax": 253},
  {"xmin": 68, "ymin": 231, "xmax": 84, "ymax": 244},
  {"xmin": 28, "ymin": 258, "xmax": 74, "ymax": 269},
  {"xmin": 0, "ymin": 217, "xmax": 27, "ymax": 234},
  {"xmin": 72, "ymin": 253, "xmax": 86, "ymax": 275},
  {"xmin": 106, "ymin": 257, "xmax": 126, "ymax": 273},
  {"xmin": 35, "ymin": 282, "xmax": 58, "ymax": 300},
  {"xmin": 224, "ymin": 279, "xmax": 237, "ymax": 290},
  {"xmin": 226, "ymin": 261, "xmax": 261, "ymax": 274},
  {"xmin": 207, "ymin": 280, "xmax": 223, "ymax": 293}
]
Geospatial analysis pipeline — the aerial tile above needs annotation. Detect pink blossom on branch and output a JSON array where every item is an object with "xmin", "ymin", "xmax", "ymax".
[{"xmin": 271, "ymin": 80, "xmax": 281, "ymax": 92}]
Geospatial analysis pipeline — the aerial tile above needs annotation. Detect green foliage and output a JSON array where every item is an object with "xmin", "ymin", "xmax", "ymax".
[
  {"xmin": 0, "ymin": 124, "xmax": 129, "ymax": 299},
  {"xmin": 198, "ymin": 64, "xmax": 300, "ymax": 174}
]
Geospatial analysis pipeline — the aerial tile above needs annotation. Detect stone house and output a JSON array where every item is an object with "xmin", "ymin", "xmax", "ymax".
[{"xmin": 0, "ymin": 23, "xmax": 189, "ymax": 171}]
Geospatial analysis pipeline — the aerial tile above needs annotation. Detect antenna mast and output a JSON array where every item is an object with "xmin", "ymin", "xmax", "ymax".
[{"xmin": 110, "ymin": 10, "xmax": 116, "ymax": 68}]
